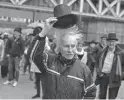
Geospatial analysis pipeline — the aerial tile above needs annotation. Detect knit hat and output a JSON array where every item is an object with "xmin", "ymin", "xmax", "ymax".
[{"xmin": 14, "ymin": 27, "xmax": 22, "ymax": 33}]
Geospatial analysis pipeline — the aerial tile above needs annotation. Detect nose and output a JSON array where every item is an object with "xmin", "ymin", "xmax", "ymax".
[{"xmin": 68, "ymin": 46, "xmax": 72, "ymax": 52}]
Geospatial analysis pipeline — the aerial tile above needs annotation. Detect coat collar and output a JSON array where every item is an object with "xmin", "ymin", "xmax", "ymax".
[{"xmin": 103, "ymin": 45, "xmax": 123, "ymax": 55}]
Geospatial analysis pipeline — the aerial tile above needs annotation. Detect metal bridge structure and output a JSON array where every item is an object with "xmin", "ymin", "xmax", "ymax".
[
  {"xmin": 0, "ymin": 0, "xmax": 124, "ymax": 42},
  {"xmin": 0, "ymin": 0, "xmax": 124, "ymax": 22}
]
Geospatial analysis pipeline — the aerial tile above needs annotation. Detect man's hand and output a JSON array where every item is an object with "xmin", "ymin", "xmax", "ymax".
[
  {"xmin": 39, "ymin": 17, "xmax": 58, "ymax": 37},
  {"xmin": 27, "ymin": 17, "xmax": 57, "ymax": 38}
]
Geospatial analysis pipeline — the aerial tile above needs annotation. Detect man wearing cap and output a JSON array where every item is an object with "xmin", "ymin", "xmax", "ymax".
[
  {"xmin": 30, "ymin": 4, "xmax": 96, "ymax": 99},
  {"xmin": 96, "ymin": 33, "xmax": 124, "ymax": 99},
  {"xmin": 4, "ymin": 27, "xmax": 25, "ymax": 87}
]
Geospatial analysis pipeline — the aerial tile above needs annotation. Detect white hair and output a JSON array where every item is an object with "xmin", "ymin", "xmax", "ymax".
[{"xmin": 52, "ymin": 25, "xmax": 83, "ymax": 54}]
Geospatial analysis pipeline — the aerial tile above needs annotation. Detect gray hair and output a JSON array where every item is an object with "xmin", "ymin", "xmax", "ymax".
[{"xmin": 53, "ymin": 25, "xmax": 83, "ymax": 53}]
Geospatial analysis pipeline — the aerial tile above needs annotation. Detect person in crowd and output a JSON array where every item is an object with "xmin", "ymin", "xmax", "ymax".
[
  {"xmin": 27, "ymin": 26, "xmax": 44, "ymax": 99},
  {"xmin": 26, "ymin": 27, "xmax": 44, "ymax": 82},
  {"xmin": 98, "ymin": 34, "xmax": 107, "ymax": 50},
  {"xmin": 86, "ymin": 40, "xmax": 97, "ymax": 75},
  {"xmin": 0, "ymin": 32, "xmax": 10, "ymax": 78},
  {"xmin": 0, "ymin": 33, "xmax": 6, "ymax": 78},
  {"xmin": 4, "ymin": 27, "xmax": 25, "ymax": 87},
  {"xmin": 76, "ymin": 41, "xmax": 88, "ymax": 64},
  {"xmin": 22, "ymin": 34, "xmax": 33, "ymax": 75},
  {"xmin": 95, "ymin": 34, "xmax": 107, "ymax": 99},
  {"xmin": 96, "ymin": 33, "xmax": 124, "ymax": 99},
  {"xmin": 31, "ymin": 4, "xmax": 96, "ymax": 99}
]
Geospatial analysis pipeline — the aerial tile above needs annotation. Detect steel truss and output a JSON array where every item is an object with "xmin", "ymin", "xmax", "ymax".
[{"xmin": 0, "ymin": 0, "xmax": 124, "ymax": 22}]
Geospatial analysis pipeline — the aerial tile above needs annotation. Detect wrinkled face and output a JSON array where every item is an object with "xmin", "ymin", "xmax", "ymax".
[
  {"xmin": 107, "ymin": 40, "xmax": 117, "ymax": 50},
  {"xmin": 60, "ymin": 35, "xmax": 77, "ymax": 59},
  {"xmin": 13, "ymin": 31, "xmax": 20, "ymax": 38}
]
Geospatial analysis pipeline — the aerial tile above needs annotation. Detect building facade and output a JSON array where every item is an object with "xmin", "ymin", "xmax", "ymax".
[{"xmin": 0, "ymin": 0, "xmax": 124, "ymax": 43}]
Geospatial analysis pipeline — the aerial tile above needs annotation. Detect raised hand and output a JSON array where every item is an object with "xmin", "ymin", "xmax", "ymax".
[{"xmin": 39, "ymin": 17, "xmax": 58, "ymax": 37}]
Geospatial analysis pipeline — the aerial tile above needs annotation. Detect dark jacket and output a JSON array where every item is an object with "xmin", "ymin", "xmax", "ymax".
[
  {"xmin": 31, "ymin": 35, "xmax": 96, "ymax": 99},
  {"xmin": 96, "ymin": 45, "xmax": 124, "ymax": 87},
  {"xmin": 86, "ymin": 47, "xmax": 97, "ymax": 69},
  {"xmin": 0, "ymin": 38, "xmax": 9, "ymax": 66},
  {"xmin": 26, "ymin": 35, "xmax": 44, "ymax": 61},
  {"xmin": 6, "ymin": 36, "xmax": 25, "ymax": 57}
]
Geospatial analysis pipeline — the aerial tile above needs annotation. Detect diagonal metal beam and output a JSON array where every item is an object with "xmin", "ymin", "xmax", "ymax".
[
  {"xmin": 101, "ymin": 0, "xmax": 117, "ymax": 17},
  {"xmin": 50, "ymin": 0, "xmax": 58, "ymax": 6},
  {"xmin": 67, "ymin": 0, "xmax": 77, "ymax": 6},
  {"xmin": 119, "ymin": 10, "xmax": 124, "ymax": 17},
  {"xmin": 18, "ymin": 0, "xmax": 28, "ymax": 5},
  {"xmin": 10, "ymin": 0, "xmax": 16, "ymax": 4},
  {"xmin": 1, "ymin": 0, "xmax": 124, "ymax": 22},
  {"xmin": 86, "ymin": 0, "xmax": 98, "ymax": 14}
]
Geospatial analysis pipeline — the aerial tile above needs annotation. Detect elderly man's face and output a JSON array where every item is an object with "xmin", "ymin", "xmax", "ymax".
[
  {"xmin": 107, "ymin": 40, "xmax": 117, "ymax": 50},
  {"xmin": 60, "ymin": 35, "xmax": 77, "ymax": 59}
]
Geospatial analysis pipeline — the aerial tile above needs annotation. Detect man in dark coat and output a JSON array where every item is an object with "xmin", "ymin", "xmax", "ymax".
[
  {"xmin": 4, "ymin": 27, "xmax": 25, "ymax": 87},
  {"xmin": 96, "ymin": 33, "xmax": 124, "ymax": 99},
  {"xmin": 86, "ymin": 40, "xmax": 97, "ymax": 75},
  {"xmin": 0, "ymin": 33, "xmax": 9, "ymax": 78}
]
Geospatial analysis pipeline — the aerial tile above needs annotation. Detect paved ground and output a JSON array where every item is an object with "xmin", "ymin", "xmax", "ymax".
[
  {"xmin": 0, "ymin": 67, "xmax": 42, "ymax": 99},
  {"xmin": 0, "ymin": 67, "xmax": 124, "ymax": 99}
]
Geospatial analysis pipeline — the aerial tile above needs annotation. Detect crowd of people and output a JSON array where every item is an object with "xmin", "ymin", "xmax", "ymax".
[{"xmin": 0, "ymin": 4, "xmax": 124, "ymax": 99}]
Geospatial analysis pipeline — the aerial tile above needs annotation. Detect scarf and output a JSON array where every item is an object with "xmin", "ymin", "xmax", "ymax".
[{"xmin": 58, "ymin": 53, "xmax": 76, "ymax": 75}]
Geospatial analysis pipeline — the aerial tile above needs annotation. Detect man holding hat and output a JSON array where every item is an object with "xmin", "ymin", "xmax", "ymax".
[
  {"xmin": 96, "ymin": 33, "xmax": 124, "ymax": 99},
  {"xmin": 29, "ymin": 4, "xmax": 96, "ymax": 99},
  {"xmin": 4, "ymin": 27, "xmax": 25, "ymax": 87}
]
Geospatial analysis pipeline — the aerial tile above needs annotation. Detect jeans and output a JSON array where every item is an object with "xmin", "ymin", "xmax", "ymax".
[{"xmin": 8, "ymin": 56, "xmax": 20, "ymax": 81}]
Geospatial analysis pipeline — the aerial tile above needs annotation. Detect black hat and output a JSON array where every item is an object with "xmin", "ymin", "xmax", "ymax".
[
  {"xmin": 89, "ymin": 40, "xmax": 97, "ymax": 44},
  {"xmin": 14, "ymin": 27, "xmax": 22, "ymax": 33},
  {"xmin": 107, "ymin": 33, "xmax": 118, "ymax": 41},
  {"xmin": 53, "ymin": 4, "xmax": 78, "ymax": 29},
  {"xmin": 33, "ymin": 26, "xmax": 42, "ymax": 36},
  {"xmin": 101, "ymin": 34, "xmax": 107, "ymax": 39}
]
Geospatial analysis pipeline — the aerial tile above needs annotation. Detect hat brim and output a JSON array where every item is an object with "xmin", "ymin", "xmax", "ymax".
[
  {"xmin": 107, "ymin": 39, "xmax": 118, "ymax": 41},
  {"xmin": 89, "ymin": 41, "xmax": 97, "ymax": 44},
  {"xmin": 101, "ymin": 36, "xmax": 107, "ymax": 39},
  {"xmin": 53, "ymin": 14, "xmax": 78, "ymax": 29}
]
